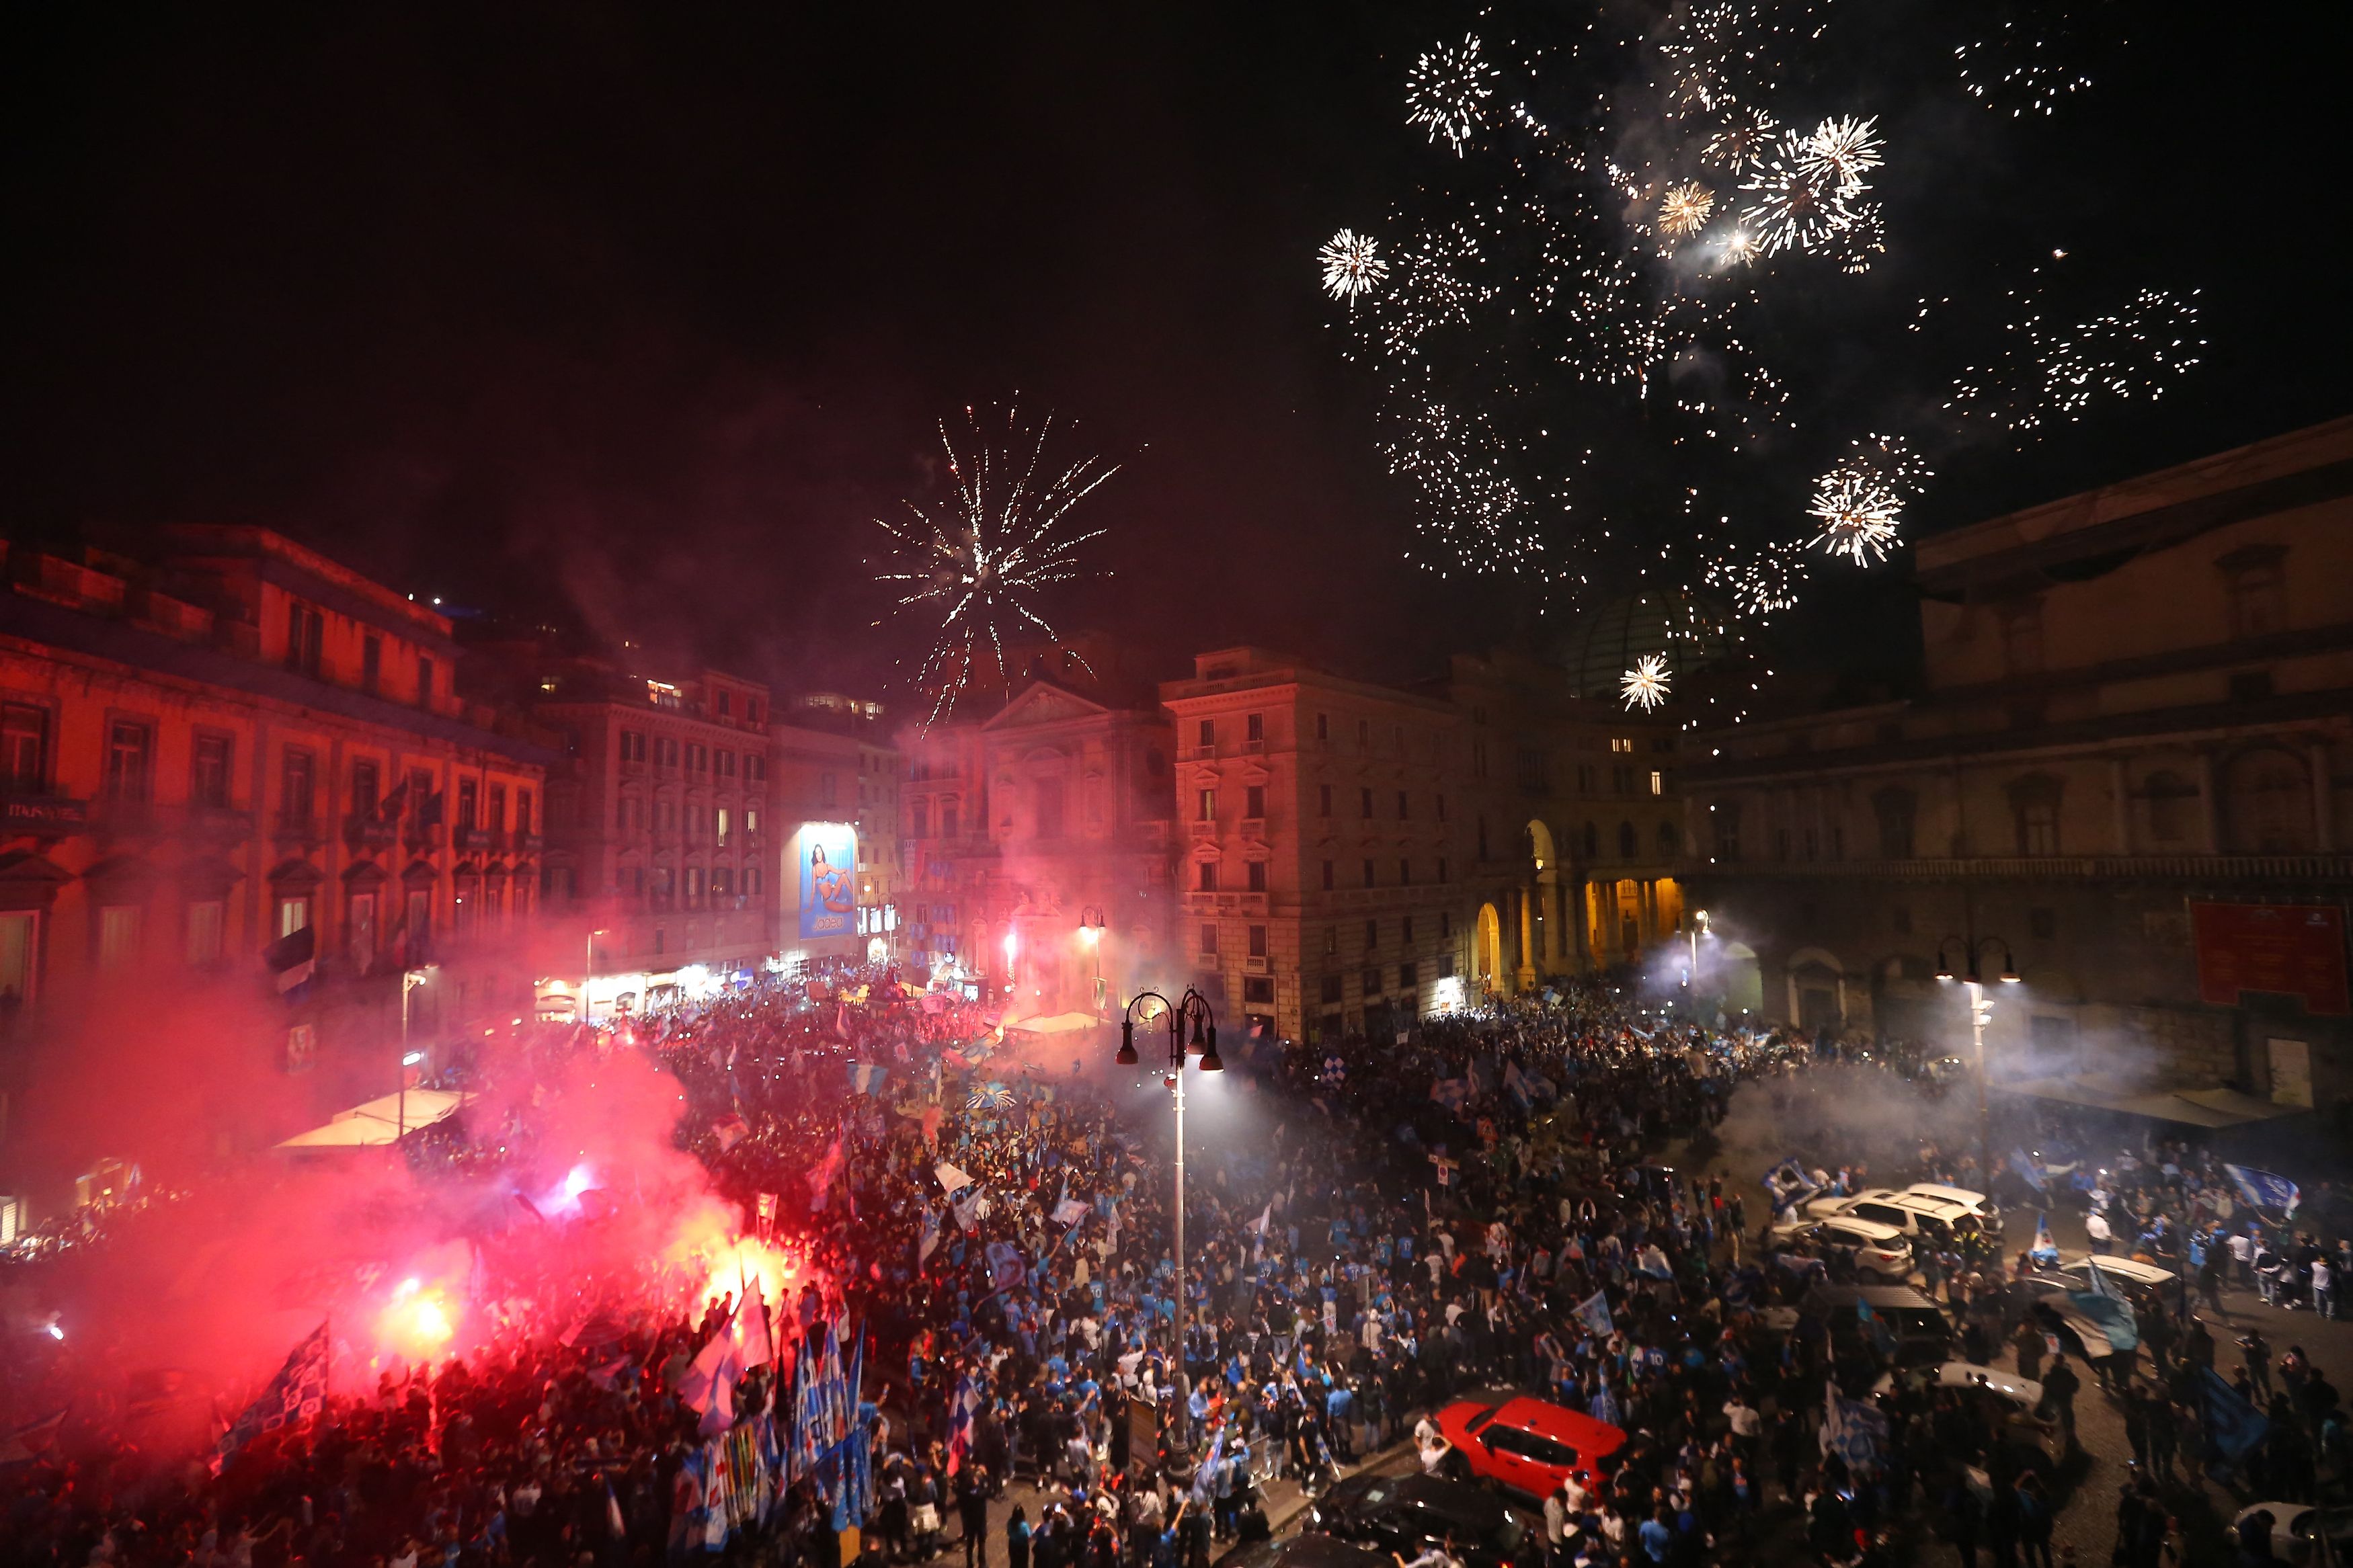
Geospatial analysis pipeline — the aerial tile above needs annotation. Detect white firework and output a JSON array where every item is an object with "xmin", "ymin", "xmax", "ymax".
[
  {"xmin": 1406, "ymin": 34, "xmax": 1499, "ymax": 155},
  {"xmin": 1798, "ymin": 115, "xmax": 1882, "ymax": 194},
  {"xmin": 1318, "ymin": 229, "xmax": 1390, "ymax": 305},
  {"xmin": 1620, "ymin": 654, "xmax": 1673, "ymax": 712},
  {"xmin": 1806, "ymin": 470, "xmax": 1903, "ymax": 563},
  {"xmin": 1702, "ymin": 106, "xmax": 1779, "ymax": 173},
  {"xmin": 1657, "ymin": 181, "xmax": 1716, "ymax": 239},
  {"xmin": 875, "ymin": 405, "xmax": 1119, "ymax": 725},
  {"xmin": 1739, "ymin": 128, "xmax": 1865, "ymax": 255}
]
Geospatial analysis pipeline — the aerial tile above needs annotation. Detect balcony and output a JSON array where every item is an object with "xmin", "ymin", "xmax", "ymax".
[
  {"xmin": 1189, "ymin": 820, "xmax": 1219, "ymax": 839},
  {"xmin": 1181, "ymin": 891, "xmax": 1270, "ymax": 917},
  {"xmin": 1238, "ymin": 817, "xmax": 1267, "ymax": 839},
  {"xmin": 344, "ymin": 812, "xmax": 397, "ymax": 850},
  {"xmin": 454, "ymin": 826, "xmax": 496, "ymax": 853},
  {"xmin": 403, "ymin": 821, "xmax": 445, "ymax": 852},
  {"xmin": 270, "ymin": 813, "xmax": 324, "ymax": 848},
  {"xmin": 1, "ymin": 792, "xmax": 89, "ymax": 836},
  {"xmin": 92, "ymin": 797, "xmax": 164, "ymax": 839},
  {"xmin": 513, "ymin": 831, "xmax": 545, "ymax": 856},
  {"xmin": 184, "ymin": 803, "xmax": 255, "ymax": 841}
]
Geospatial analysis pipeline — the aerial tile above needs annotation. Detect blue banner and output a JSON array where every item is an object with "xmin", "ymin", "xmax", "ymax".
[{"xmin": 2223, "ymin": 1163, "xmax": 2301, "ymax": 1216}]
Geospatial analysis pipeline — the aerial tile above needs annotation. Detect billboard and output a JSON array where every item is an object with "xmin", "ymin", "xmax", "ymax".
[
  {"xmin": 797, "ymin": 822, "xmax": 859, "ymax": 940},
  {"xmin": 2192, "ymin": 902, "xmax": 2349, "ymax": 1016}
]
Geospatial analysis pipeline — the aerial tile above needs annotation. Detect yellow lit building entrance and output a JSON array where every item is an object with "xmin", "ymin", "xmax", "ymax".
[{"xmin": 1474, "ymin": 902, "xmax": 1503, "ymax": 995}]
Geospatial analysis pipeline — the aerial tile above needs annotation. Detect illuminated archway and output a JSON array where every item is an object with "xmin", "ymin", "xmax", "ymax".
[{"xmin": 1474, "ymin": 903, "xmax": 1503, "ymax": 994}]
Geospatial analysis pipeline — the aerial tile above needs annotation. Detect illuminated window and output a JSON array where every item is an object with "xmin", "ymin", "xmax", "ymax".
[
  {"xmin": 1197, "ymin": 788, "xmax": 1218, "ymax": 823},
  {"xmin": 1650, "ymin": 771, "xmax": 1663, "ymax": 796}
]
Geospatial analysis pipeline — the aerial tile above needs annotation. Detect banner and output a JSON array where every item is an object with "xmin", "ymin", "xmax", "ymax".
[
  {"xmin": 2192, "ymin": 902, "xmax": 2349, "ymax": 1014},
  {"xmin": 798, "ymin": 823, "xmax": 859, "ymax": 940},
  {"xmin": 216, "ymin": 1321, "xmax": 329, "ymax": 1471}
]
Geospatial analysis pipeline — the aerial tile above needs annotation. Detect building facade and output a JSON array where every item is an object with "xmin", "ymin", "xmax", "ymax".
[
  {"xmin": 901, "ymin": 677, "xmax": 1175, "ymax": 1017},
  {"xmin": 1449, "ymin": 649, "xmax": 1687, "ymax": 991},
  {"xmin": 0, "ymin": 526, "xmax": 556, "ymax": 1127},
  {"xmin": 1684, "ymin": 418, "xmax": 2353, "ymax": 1110},
  {"xmin": 525, "ymin": 660, "xmax": 778, "ymax": 1012},
  {"xmin": 1158, "ymin": 648, "xmax": 1480, "ymax": 1045}
]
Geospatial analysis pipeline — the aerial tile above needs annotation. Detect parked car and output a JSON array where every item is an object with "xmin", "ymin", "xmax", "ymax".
[
  {"xmin": 2054, "ymin": 1255, "xmax": 2178, "ymax": 1307},
  {"xmin": 1877, "ymin": 1363, "xmax": 2065, "ymax": 1471},
  {"xmin": 2230, "ymin": 1502, "xmax": 2353, "ymax": 1565},
  {"xmin": 1216, "ymin": 1536, "xmax": 1387, "ymax": 1568},
  {"xmin": 1306, "ymin": 1474, "xmax": 1528, "ymax": 1568},
  {"xmin": 1435, "ymin": 1391, "xmax": 1629, "ymax": 1499},
  {"xmin": 1904, "ymin": 1183, "xmax": 2002, "ymax": 1229},
  {"xmin": 1805, "ymin": 1188, "xmax": 1995, "ymax": 1248},
  {"xmin": 1770, "ymin": 1215, "xmax": 1915, "ymax": 1282},
  {"xmin": 1799, "ymin": 1283, "xmax": 1954, "ymax": 1368}
]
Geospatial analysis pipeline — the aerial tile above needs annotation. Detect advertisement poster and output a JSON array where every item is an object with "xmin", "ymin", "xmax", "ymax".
[
  {"xmin": 2191, "ymin": 902, "xmax": 2349, "ymax": 1015},
  {"xmin": 799, "ymin": 823, "xmax": 859, "ymax": 938}
]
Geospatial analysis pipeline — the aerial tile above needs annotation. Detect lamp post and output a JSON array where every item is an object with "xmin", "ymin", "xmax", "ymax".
[
  {"xmin": 1687, "ymin": 909, "xmax": 1710, "ymax": 992},
  {"xmin": 1117, "ymin": 987, "xmax": 1220, "ymax": 1406},
  {"xmin": 1935, "ymin": 932, "xmax": 2020, "ymax": 1191},
  {"xmin": 1077, "ymin": 906, "xmax": 1107, "ymax": 1016},
  {"xmin": 583, "ymin": 927, "xmax": 606, "ymax": 1022},
  {"xmin": 399, "ymin": 967, "xmax": 433, "ymax": 1139}
]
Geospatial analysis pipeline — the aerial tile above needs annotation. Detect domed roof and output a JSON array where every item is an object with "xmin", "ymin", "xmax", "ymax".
[{"xmin": 1560, "ymin": 590, "xmax": 1726, "ymax": 701}]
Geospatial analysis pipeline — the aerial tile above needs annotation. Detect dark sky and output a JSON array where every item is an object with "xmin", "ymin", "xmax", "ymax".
[{"xmin": 3, "ymin": 3, "xmax": 2344, "ymax": 704}]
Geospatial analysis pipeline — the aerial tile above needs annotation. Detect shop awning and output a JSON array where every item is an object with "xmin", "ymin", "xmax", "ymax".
[
  {"xmin": 1002, "ymin": 1010, "xmax": 1105, "ymax": 1036},
  {"xmin": 1995, "ymin": 1075, "xmax": 2307, "ymax": 1128},
  {"xmin": 276, "ymin": 1089, "xmax": 469, "ymax": 1149}
]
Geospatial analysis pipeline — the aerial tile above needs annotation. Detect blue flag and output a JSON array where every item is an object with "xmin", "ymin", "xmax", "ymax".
[
  {"xmin": 1573, "ymin": 1288, "xmax": 1614, "ymax": 1337},
  {"xmin": 2083, "ymin": 1257, "xmax": 2122, "ymax": 1301},
  {"xmin": 2196, "ymin": 1366, "xmax": 2269, "ymax": 1478},
  {"xmin": 2008, "ymin": 1149, "xmax": 2048, "ymax": 1194},
  {"xmin": 847, "ymin": 1061, "xmax": 888, "ymax": 1096},
  {"xmin": 2223, "ymin": 1163, "xmax": 2301, "ymax": 1216},
  {"xmin": 2029, "ymin": 1212, "xmax": 2060, "ymax": 1268}
]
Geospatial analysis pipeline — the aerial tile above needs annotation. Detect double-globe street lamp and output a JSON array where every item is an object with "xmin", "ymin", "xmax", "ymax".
[
  {"xmin": 1935, "ymin": 932, "xmax": 2020, "ymax": 1195},
  {"xmin": 1117, "ymin": 987, "xmax": 1220, "ymax": 1401}
]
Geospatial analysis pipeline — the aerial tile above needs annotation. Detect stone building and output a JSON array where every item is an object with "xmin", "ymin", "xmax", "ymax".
[
  {"xmin": 0, "ymin": 526, "xmax": 556, "ymax": 1151},
  {"xmin": 1158, "ymin": 648, "xmax": 1478, "ymax": 1044},
  {"xmin": 1683, "ymin": 417, "xmax": 2353, "ymax": 1110},
  {"xmin": 1449, "ymin": 649, "xmax": 1687, "ymax": 991},
  {"xmin": 900, "ymin": 671, "xmax": 1175, "ymax": 1019}
]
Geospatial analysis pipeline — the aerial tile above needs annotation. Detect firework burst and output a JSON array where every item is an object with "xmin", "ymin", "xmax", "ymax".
[
  {"xmin": 1739, "ymin": 128, "xmax": 1862, "ymax": 255},
  {"xmin": 1318, "ymin": 229, "xmax": 1390, "ymax": 305},
  {"xmin": 875, "ymin": 405, "xmax": 1119, "ymax": 725},
  {"xmin": 1621, "ymin": 653, "xmax": 1673, "ymax": 712},
  {"xmin": 1702, "ymin": 106, "xmax": 1780, "ymax": 173},
  {"xmin": 1406, "ymin": 35, "xmax": 1499, "ymax": 155},
  {"xmin": 1798, "ymin": 115, "xmax": 1882, "ymax": 194},
  {"xmin": 1658, "ymin": 181, "xmax": 1716, "ymax": 239},
  {"xmin": 1806, "ymin": 470, "xmax": 1901, "ymax": 563}
]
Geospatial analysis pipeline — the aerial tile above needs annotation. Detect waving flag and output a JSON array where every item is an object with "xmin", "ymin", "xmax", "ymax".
[
  {"xmin": 2196, "ymin": 1365, "xmax": 2270, "ymax": 1479},
  {"xmin": 945, "ymin": 1371, "xmax": 980, "ymax": 1476},
  {"xmin": 1429, "ymin": 1079, "xmax": 1470, "ymax": 1112},
  {"xmin": 986, "ymin": 1239, "xmax": 1026, "ymax": 1292},
  {"xmin": 2008, "ymin": 1148, "xmax": 2049, "ymax": 1195},
  {"xmin": 216, "ymin": 1321, "xmax": 329, "ymax": 1471},
  {"xmin": 680, "ymin": 1307, "xmax": 744, "ymax": 1436},
  {"xmin": 934, "ymin": 1161, "xmax": 974, "ymax": 1195},
  {"xmin": 1821, "ymin": 1383, "xmax": 1889, "ymax": 1477},
  {"xmin": 1053, "ymin": 1197, "xmax": 1090, "ymax": 1229},
  {"xmin": 847, "ymin": 1061, "xmax": 888, "ymax": 1096},
  {"xmin": 2223, "ymin": 1163, "xmax": 2301, "ymax": 1216},
  {"xmin": 2083, "ymin": 1257, "xmax": 2122, "ymax": 1301},
  {"xmin": 967, "ymin": 1081, "xmax": 1014, "ymax": 1112},
  {"xmin": 1572, "ymin": 1288, "xmax": 1614, "ymax": 1338},
  {"xmin": 2029, "ymin": 1212, "xmax": 2060, "ymax": 1268},
  {"xmin": 916, "ymin": 1203, "xmax": 943, "ymax": 1269},
  {"xmin": 1503, "ymin": 1062, "xmax": 1532, "ymax": 1109}
]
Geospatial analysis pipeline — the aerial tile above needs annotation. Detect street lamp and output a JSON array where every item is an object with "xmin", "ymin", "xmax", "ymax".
[
  {"xmin": 1078, "ymin": 906, "xmax": 1107, "ymax": 1015},
  {"xmin": 1935, "ymin": 933, "xmax": 2021, "ymax": 1190},
  {"xmin": 399, "ymin": 966, "xmax": 434, "ymax": 1139},
  {"xmin": 1686, "ymin": 909, "xmax": 1711, "ymax": 991},
  {"xmin": 584, "ymin": 927, "xmax": 607, "ymax": 1022},
  {"xmin": 1117, "ymin": 987, "xmax": 1220, "ymax": 1405}
]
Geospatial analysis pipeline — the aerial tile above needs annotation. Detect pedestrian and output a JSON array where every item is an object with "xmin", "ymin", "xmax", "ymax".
[
  {"xmin": 959, "ymin": 1465, "xmax": 992, "ymax": 1568},
  {"xmin": 2015, "ymin": 1473, "xmax": 2054, "ymax": 1568},
  {"xmin": 2013, "ymin": 1321, "xmax": 2042, "ymax": 1386},
  {"xmin": 2040, "ymin": 1355, "xmax": 2079, "ymax": 1452},
  {"xmin": 1006, "ymin": 1507, "xmax": 1031, "ymax": 1568},
  {"xmin": 2244, "ymin": 1329, "xmax": 2274, "ymax": 1402},
  {"xmin": 2313, "ymin": 1251, "xmax": 2334, "ymax": 1321},
  {"xmin": 2085, "ymin": 1208, "xmax": 2111, "ymax": 1256}
]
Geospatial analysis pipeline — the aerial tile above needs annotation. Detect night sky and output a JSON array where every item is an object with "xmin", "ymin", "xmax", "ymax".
[{"xmin": 4, "ymin": 3, "xmax": 2344, "ymax": 705}]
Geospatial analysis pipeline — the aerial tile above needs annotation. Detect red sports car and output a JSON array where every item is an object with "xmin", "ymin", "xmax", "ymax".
[{"xmin": 1436, "ymin": 1393, "xmax": 1628, "ymax": 1499}]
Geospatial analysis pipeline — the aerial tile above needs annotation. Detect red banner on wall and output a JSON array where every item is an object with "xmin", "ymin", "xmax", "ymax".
[{"xmin": 2191, "ymin": 902, "xmax": 2350, "ymax": 1015}]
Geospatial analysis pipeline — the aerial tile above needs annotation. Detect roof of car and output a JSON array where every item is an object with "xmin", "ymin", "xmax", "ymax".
[
  {"xmin": 2063, "ymin": 1256, "xmax": 2177, "ymax": 1286},
  {"xmin": 1226, "ymin": 1536, "xmax": 1385, "ymax": 1568},
  {"xmin": 1812, "ymin": 1215, "xmax": 1910, "ymax": 1242},
  {"xmin": 1490, "ymin": 1395, "xmax": 1630, "ymax": 1457},
  {"xmin": 1804, "ymin": 1282, "xmax": 1945, "ymax": 1313},
  {"xmin": 1932, "ymin": 1362, "xmax": 2046, "ymax": 1403},
  {"xmin": 1905, "ymin": 1184, "xmax": 1993, "ymax": 1209},
  {"xmin": 1352, "ymin": 1472, "xmax": 1516, "ymax": 1530},
  {"xmin": 1882, "ymin": 1193, "xmax": 1971, "ymax": 1219}
]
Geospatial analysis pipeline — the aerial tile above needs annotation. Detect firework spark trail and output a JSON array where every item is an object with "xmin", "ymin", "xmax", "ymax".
[
  {"xmin": 1406, "ymin": 35, "xmax": 1499, "ymax": 155},
  {"xmin": 1621, "ymin": 653, "xmax": 1673, "ymax": 711},
  {"xmin": 1318, "ymin": 229, "xmax": 1390, "ymax": 304},
  {"xmin": 874, "ymin": 405, "xmax": 1119, "ymax": 726},
  {"xmin": 1658, "ymin": 181, "xmax": 1716, "ymax": 239}
]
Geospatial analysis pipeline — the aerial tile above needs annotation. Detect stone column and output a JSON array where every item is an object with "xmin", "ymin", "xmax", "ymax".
[
  {"xmin": 2109, "ymin": 757, "xmax": 2132, "ymax": 856},
  {"xmin": 2311, "ymin": 741, "xmax": 2334, "ymax": 852}
]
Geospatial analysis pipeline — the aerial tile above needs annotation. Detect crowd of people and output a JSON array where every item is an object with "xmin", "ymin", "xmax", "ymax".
[{"xmin": 3, "ymin": 969, "xmax": 2350, "ymax": 1568}]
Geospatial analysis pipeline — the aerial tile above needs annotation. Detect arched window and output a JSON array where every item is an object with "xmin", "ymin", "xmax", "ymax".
[
  {"xmin": 2142, "ymin": 770, "xmax": 2196, "ymax": 844},
  {"xmin": 1872, "ymin": 787, "xmax": 1917, "ymax": 859},
  {"xmin": 1618, "ymin": 821, "xmax": 1638, "ymax": 860}
]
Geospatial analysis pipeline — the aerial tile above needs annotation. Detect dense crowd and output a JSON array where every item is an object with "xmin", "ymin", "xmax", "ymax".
[{"xmin": 3, "ymin": 971, "xmax": 2349, "ymax": 1568}]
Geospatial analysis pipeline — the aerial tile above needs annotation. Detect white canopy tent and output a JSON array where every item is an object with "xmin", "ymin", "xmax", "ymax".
[
  {"xmin": 1002, "ymin": 1011, "xmax": 1105, "ymax": 1036},
  {"xmin": 275, "ymin": 1089, "xmax": 468, "ymax": 1149}
]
